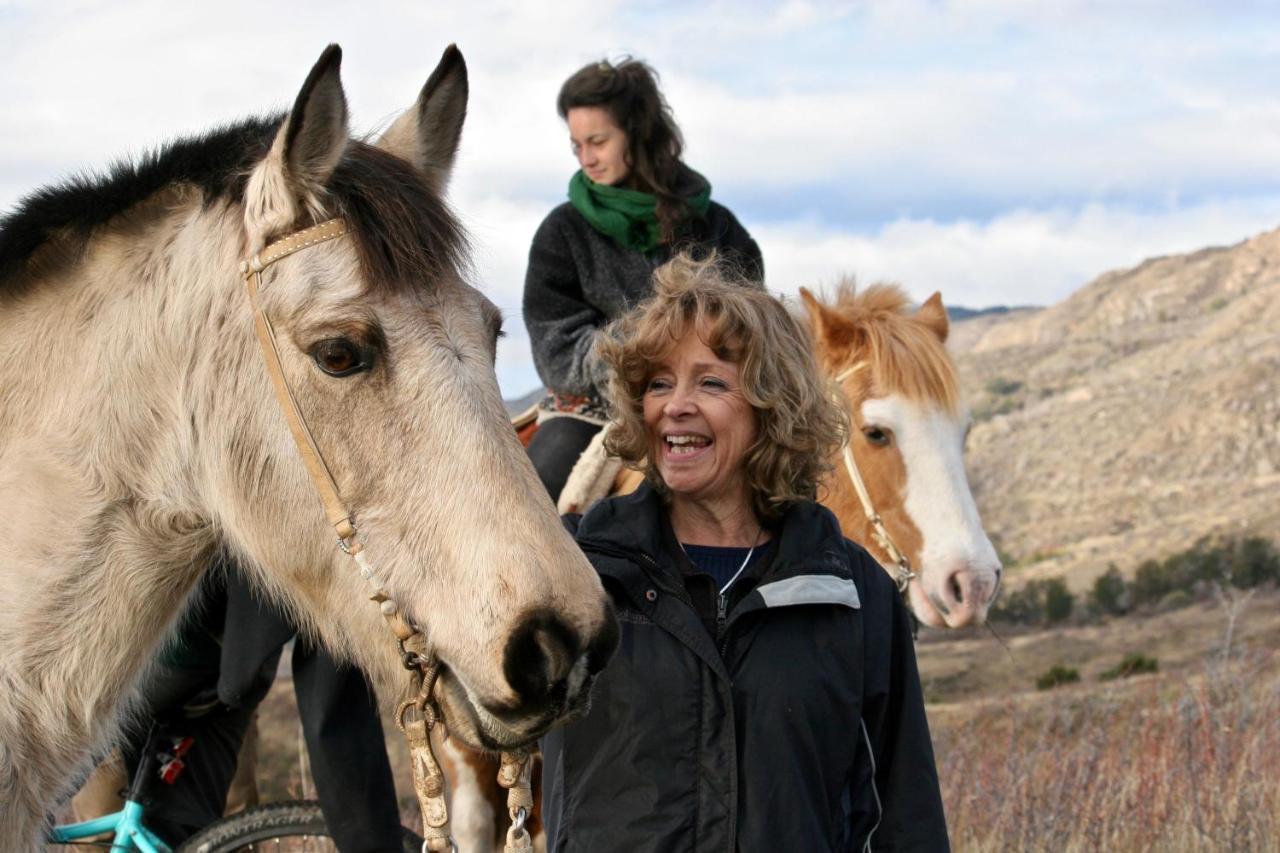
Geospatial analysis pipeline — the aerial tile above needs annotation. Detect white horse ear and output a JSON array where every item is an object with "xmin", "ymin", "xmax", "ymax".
[
  {"xmin": 376, "ymin": 44, "xmax": 468, "ymax": 194},
  {"xmin": 917, "ymin": 291, "xmax": 950, "ymax": 343},
  {"xmin": 245, "ymin": 44, "xmax": 350, "ymax": 246}
]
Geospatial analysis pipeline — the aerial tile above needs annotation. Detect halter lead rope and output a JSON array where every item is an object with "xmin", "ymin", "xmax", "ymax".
[
  {"xmin": 831, "ymin": 363, "xmax": 917, "ymax": 594},
  {"xmin": 241, "ymin": 219, "xmax": 535, "ymax": 853}
]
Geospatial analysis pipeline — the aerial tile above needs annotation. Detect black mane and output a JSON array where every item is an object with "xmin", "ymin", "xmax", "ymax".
[
  {"xmin": 0, "ymin": 115, "xmax": 469, "ymax": 298},
  {"xmin": 0, "ymin": 116, "xmax": 282, "ymax": 288}
]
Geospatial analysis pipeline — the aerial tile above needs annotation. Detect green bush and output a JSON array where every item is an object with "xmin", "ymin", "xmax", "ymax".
[
  {"xmin": 1036, "ymin": 665, "xmax": 1081, "ymax": 690},
  {"xmin": 1129, "ymin": 537, "xmax": 1280, "ymax": 611},
  {"xmin": 1043, "ymin": 578, "xmax": 1074, "ymax": 624},
  {"xmin": 972, "ymin": 397, "xmax": 1023, "ymax": 423},
  {"xmin": 1230, "ymin": 537, "xmax": 1280, "ymax": 588},
  {"xmin": 985, "ymin": 376, "xmax": 1024, "ymax": 396},
  {"xmin": 989, "ymin": 577, "xmax": 1077, "ymax": 626},
  {"xmin": 1089, "ymin": 564, "xmax": 1130, "ymax": 616},
  {"xmin": 1099, "ymin": 653, "xmax": 1158, "ymax": 681}
]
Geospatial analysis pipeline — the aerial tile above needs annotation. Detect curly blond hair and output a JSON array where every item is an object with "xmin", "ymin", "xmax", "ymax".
[{"xmin": 595, "ymin": 253, "xmax": 848, "ymax": 520}]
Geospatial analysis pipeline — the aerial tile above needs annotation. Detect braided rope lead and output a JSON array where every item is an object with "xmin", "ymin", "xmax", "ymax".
[{"xmin": 498, "ymin": 749, "xmax": 535, "ymax": 853}]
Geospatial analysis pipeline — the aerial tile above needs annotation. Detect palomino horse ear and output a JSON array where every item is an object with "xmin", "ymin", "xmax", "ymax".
[
  {"xmin": 245, "ymin": 44, "xmax": 350, "ymax": 246},
  {"xmin": 376, "ymin": 44, "xmax": 468, "ymax": 194},
  {"xmin": 917, "ymin": 291, "xmax": 950, "ymax": 343}
]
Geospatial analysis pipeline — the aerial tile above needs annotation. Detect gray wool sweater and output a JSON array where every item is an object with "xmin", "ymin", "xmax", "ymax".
[{"xmin": 522, "ymin": 200, "xmax": 764, "ymax": 404}]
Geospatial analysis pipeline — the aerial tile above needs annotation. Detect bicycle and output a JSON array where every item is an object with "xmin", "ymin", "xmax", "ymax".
[{"xmin": 48, "ymin": 723, "xmax": 422, "ymax": 852}]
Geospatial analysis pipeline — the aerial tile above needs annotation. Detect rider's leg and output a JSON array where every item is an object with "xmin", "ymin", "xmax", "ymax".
[
  {"xmin": 292, "ymin": 639, "xmax": 403, "ymax": 853},
  {"xmin": 526, "ymin": 417, "xmax": 603, "ymax": 504}
]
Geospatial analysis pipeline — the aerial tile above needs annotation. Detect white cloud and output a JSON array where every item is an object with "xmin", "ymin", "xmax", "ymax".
[
  {"xmin": 2, "ymin": 0, "xmax": 1279, "ymax": 401},
  {"xmin": 758, "ymin": 197, "xmax": 1280, "ymax": 309}
]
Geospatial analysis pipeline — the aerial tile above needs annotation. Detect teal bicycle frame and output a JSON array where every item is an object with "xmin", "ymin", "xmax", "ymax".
[
  {"xmin": 48, "ymin": 722, "xmax": 177, "ymax": 852},
  {"xmin": 48, "ymin": 800, "xmax": 171, "ymax": 852}
]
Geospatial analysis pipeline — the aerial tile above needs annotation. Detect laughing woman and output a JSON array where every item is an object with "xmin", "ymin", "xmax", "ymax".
[
  {"xmin": 540, "ymin": 256, "xmax": 949, "ymax": 852},
  {"xmin": 523, "ymin": 58, "xmax": 763, "ymax": 503}
]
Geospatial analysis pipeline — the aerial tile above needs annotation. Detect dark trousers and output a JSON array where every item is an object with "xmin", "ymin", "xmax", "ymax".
[{"xmin": 526, "ymin": 417, "xmax": 603, "ymax": 503}]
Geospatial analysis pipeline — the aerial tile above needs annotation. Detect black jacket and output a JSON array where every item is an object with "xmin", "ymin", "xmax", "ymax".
[
  {"xmin": 523, "ymin": 198, "xmax": 763, "ymax": 402},
  {"xmin": 542, "ymin": 485, "xmax": 949, "ymax": 852}
]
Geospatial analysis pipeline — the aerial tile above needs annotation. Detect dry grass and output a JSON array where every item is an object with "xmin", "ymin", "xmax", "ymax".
[{"xmin": 929, "ymin": 625, "xmax": 1280, "ymax": 851}]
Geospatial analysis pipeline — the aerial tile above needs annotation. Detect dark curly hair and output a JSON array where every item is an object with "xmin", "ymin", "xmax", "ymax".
[{"xmin": 557, "ymin": 58, "xmax": 691, "ymax": 244}]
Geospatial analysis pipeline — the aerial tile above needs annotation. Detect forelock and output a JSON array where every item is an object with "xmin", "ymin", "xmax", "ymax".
[
  {"xmin": 326, "ymin": 142, "xmax": 470, "ymax": 299},
  {"xmin": 832, "ymin": 282, "xmax": 960, "ymax": 411}
]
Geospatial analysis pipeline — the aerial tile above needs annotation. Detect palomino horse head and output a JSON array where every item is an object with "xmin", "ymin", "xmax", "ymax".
[
  {"xmin": 801, "ymin": 285, "xmax": 1001, "ymax": 627},
  {"xmin": 0, "ymin": 45, "xmax": 615, "ymax": 840},
  {"xmin": 231, "ymin": 47, "xmax": 619, "ymax": 747}
]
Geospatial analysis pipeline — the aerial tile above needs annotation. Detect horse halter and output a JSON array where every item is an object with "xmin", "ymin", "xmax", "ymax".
[
  {"xmin": 831, "ymin": 362, "xmax": 917, "ymax": 594},
  {"xmin": 241, "ymin": 219, "xmax": 534, "ymax": 853}
]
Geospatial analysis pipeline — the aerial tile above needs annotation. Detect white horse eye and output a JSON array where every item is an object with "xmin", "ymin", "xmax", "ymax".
[
  {"xmin": 310, "ymin": 338, "xmax": 371, "ymax": 377},
  {"xmin": 862, "ymin": 426, "xmax": 892, "ymax": 447}
]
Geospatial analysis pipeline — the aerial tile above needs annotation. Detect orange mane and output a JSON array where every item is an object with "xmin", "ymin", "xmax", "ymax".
[{"xmin": 822, "ymin": 280, "xmax": 960, "ymax": 413}]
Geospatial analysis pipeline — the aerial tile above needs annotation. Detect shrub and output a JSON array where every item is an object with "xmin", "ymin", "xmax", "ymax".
[
  {"xmin": 985, "ymin": 376, "xmax": 1024, "ymax": 395},
  {"xmin": 1230, "ymin": 537, "xmax": 1280, "ymax": 588},
  {"xmin": 1129, "ymin": 537, "xmax": 1280, "ymax": 611},
  {"xmin": 1099, "ymin": 653, "xmax": 1158, "ymax": 681},
  {"xmin": 1132, "ymin": 557, "xmax": 1175, "ymax": 605},
  {"xmin": 1035, "ymin": 665, "xmax": 1080, "ymax": 690},
  {"xmin": 1155, "ymin": 589, "xmax": 1193, "ymax": 613},
  {"xmin": 972, "ymin": 397, "xmax": 1022, "ymax": 422},
  {"xmin": 1089, "ymin": 564, "xmax": 1130, "ymax": 616},
  {"xmin": 990, "ymin": 577, "xmax": 1077, "ymax": 626},
  {"xmin": 1043, "ymin": 578, "xmax": 1074, "ymax": 624}
]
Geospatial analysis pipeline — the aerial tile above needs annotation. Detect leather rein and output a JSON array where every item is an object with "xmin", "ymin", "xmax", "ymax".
[
  {"xmin": 241, "ymin": 219, "xmax": 533, "ymax": 853},
  {"xmin": 831, "ymin": 362, "xmax": 917, "ymax": 595}
]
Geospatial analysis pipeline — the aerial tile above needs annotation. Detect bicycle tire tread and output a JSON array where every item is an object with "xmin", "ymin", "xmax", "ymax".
[
  {"xmin": 177, "ymin": 800, "xmax": 422, "ymax": 853},
  {"xmin": 177, "ymin": 800, "xmax": 328, "ymax": 852}
]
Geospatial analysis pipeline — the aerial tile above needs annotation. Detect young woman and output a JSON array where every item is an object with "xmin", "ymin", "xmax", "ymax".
[
  {"xmin": 523, "ymin": 58, "xmax": 763, "ymax": 502},
  {"xmin": 540, "ymin": 256, "xmax": 949, "ymax": 852}
]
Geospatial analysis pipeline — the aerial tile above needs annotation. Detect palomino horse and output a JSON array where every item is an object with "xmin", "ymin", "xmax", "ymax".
[
  {"xmin": 0, "ymin": 45, "xmax": 616, "ymax": 849},
  {"xmin": 451, "ymin": 282, "xmax": 1002, "ymax": 850}
]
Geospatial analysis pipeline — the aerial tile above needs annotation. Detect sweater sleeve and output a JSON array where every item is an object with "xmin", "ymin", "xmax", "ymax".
[
  {"xmin": 724, "ymin": 207, "xmax": 765, "ymax": 285},
  {"xmin": 858, "ymin": 573, "xmax": 950, "ymax": 852},
  {"xmin": 522, "ymin": 211, "xmax": 609, "ymax": 397}
]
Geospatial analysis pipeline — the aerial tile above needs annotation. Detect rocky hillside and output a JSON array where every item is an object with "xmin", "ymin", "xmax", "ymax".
[{"xmin": 952, "ymin": 227, "xmax": 1280, "ymax": 590}]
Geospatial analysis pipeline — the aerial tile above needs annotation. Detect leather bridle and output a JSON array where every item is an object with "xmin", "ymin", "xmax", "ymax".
[
  {"xmin": 241, "ymin": 219, "xmax": 533, "ymax": 853},
  {"xmin": 831, "ymin": 362, "xmax": 917, "ymax": 595}
]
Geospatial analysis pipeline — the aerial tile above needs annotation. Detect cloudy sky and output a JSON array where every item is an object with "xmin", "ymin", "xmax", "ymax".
[{"xmin": 2, "ymin": 1, "xmax": 1278, "ymax": 395}]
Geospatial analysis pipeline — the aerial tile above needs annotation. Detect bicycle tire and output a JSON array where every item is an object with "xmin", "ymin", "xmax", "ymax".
[{"xmin": 177, "ymin": 800, "xmax": 422, "ymax": 853}]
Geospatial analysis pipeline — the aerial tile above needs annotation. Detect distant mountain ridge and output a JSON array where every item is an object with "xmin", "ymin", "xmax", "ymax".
[
  {"xmin": 504, "ymin": 387, "xmax": 543, "ymax": 416},
  {"xmin": 946, "ymin": 304, "xmax": 1039, "ymax": 321},
  {"xmin": 950, "ymin": 227, "xmax": 1280, "ymax": 588}
]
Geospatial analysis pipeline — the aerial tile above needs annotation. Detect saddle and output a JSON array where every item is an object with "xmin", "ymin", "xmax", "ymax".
[{"xmin": 512, "ymin": 405, "xmax": 629, "ymax": 515}]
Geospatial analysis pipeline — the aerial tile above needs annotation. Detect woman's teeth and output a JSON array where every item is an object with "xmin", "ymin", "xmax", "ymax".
[{"xmin": 666, "ymin": 435, "xmax": 709, "ymax": 455}]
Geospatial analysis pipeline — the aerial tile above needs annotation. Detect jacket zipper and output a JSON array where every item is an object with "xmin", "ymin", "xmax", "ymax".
[
  {"xmin": 584, "ymin": 540, "xmax": 745, "ymax": 852},
  {"xmin": 716, "ymin": 593, "xmax": 730, "ymax": 655}
]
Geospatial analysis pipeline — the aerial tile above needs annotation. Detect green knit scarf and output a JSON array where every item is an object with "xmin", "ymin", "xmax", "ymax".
[{"xmin": 568, "ymin": 169, "xmax": 711, "ymax": 253}]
